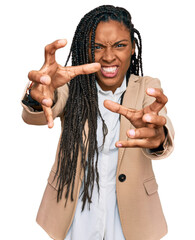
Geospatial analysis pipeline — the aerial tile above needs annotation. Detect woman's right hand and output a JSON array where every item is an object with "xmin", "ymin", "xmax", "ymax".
[{"xmin": 28, "ymin": 39, "xmax": 101, "ymax": 128}]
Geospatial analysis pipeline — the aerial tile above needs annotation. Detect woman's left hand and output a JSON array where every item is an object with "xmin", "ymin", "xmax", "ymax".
[{"xmin": 104, "ymin": 88, "xmax": 168, "ymax": 149}]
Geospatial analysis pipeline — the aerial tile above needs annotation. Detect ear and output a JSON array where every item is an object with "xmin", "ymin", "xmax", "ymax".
[{"xmin": 131, "ymin": 40, "xmax": 135, "ymax": 55}]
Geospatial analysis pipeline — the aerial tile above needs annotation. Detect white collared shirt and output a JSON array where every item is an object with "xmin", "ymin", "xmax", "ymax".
[{"xmin": 65, "ymin": 78, "xmax": 127, "ymax": 240}]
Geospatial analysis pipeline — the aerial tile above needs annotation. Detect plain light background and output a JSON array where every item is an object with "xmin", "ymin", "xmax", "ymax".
[{"xmin": 1, "ymin": 0, "xmax": 195, "ymax": 239}]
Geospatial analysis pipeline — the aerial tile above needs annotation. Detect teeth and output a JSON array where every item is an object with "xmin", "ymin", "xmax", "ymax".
[{"xmin": 102, "ymin": 66, "xmax": 118, "ymax": 73}]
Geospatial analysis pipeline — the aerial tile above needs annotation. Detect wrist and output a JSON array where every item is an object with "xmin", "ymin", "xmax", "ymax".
[
  {"xmin": 22, "ymin": 89, "xmax": 43, "ymax": 111},
  {"xmin": 148, "ymin": 126, "xmax": 168, "ymax": 155}
]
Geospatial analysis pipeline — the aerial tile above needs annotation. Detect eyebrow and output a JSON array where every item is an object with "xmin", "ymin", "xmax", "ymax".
[{"xmin": 94, "ymin": 39, "xmax": 129, "ymax": 47}]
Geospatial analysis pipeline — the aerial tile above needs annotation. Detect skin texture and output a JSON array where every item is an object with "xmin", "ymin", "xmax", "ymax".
[{"xmin": 28, "ymin": 20, "xmax": 167, "ymax": 149}]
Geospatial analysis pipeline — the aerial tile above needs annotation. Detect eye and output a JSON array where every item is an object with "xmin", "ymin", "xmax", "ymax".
[
  {"xmin": 116, "ymin": 44, "xmax": 126, "ymax": 48},
  {"xmin": 94, "ymin": 45, "xmax": 102, "ymax": 50}
]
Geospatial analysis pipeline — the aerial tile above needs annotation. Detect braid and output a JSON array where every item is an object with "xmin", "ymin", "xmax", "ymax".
[
  {"xmin": 54, "ymin": 5, "xmax": 144, "ymax": 211},
  {"xmin": 130, "ymin": 28, "xmax": 143, "ymax": 76}
]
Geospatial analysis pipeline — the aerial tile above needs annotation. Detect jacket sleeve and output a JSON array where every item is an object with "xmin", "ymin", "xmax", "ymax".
[
  {"xmin": 141, "ymin": 77, "xmax": 175, "ymax": 160},
  {"xmin": 21, "ymin": 83, "xmax": 69, "ymax": 125}
]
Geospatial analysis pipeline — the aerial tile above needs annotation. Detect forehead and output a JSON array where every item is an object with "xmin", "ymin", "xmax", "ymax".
[{"xmin": 94, "ymin": 20, "xmax": 130, "ymax": 43}]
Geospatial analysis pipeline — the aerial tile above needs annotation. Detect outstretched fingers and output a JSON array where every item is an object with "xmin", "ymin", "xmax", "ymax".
[
  {"xmin": 30, "ymin": 89, "xmax": 54, "ymax": 128},
  {"xmin": 44, "ymin": 39, "xmax": 67, "ymax": 65},
  {"xmin": 127, "ymin": 127, "xmax": 157, "ymax": 139},
  {"xmin": 28, "ymin": 39, "xmax": 67, "ymax": 85},
  {"xmin": 30, "ymin": 88, "xmax": 53, "ymax": 107},
  {"xmin": 28, "ymin": 71, "xmax": 51, "ymax": 85},
  {"xmin": 42, "ymin": 106, "xmax": 54, "ymax": 128},
  {"xmin": 115, "ymin": 138, "xmax": 161, "ymax": 149},
  {"xmin": 62, "ymin": 63, "xmax": 101, "ymax": 81},
  {"xmin": 146, "ymin": 88, "xmax": 168, "ymax": 113},
  {"xmin": 103, "ymin": 100, "xmax": 137, "ymax": 119},
  {"xmin": 116, "ymin": 127, "xmax": 162, "ymax": 148},
  {"xmin": 142, "ymin": 113, "xmax": 167, "ymax": 127},
  {"xmin": 116, "ymin": 139, "xmax": 148, "ymax": 148}
]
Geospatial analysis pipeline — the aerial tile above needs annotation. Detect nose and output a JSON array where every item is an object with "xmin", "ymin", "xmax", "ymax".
[{"xmin": 102, "ymin": 48, "xmax": 116, "ymax": 63}]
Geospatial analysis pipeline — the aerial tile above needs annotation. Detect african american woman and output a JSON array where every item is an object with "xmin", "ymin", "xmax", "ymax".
[{"xmin": 21, "ymin": 5, "xmax": 174, "ymax": 240}]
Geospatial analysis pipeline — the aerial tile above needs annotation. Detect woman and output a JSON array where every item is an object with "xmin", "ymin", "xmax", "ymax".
[{"xmin": 22, "ymin": 5, "xmax": 174, "ymax": 240}]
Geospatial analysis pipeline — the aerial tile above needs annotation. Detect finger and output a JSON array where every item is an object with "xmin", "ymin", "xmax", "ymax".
[
  {"xmin": 104, "ymin": 100, "xmax": 137, "ymax": 119},
  {"xmin": 142, "ymin": 113, "xmax": 167, "ymax": 127},
  {"xmin": 127, "ymin": 128, "xmax": 156, "ymax": 139},
  {"xmin": 146, "ymin": 88, "xmax": 168, "ymax": 113},
  {"xmin": 42, "ymin": 106, "xmax": 54, "ymax": 128},
  {"xmin": 104, "ymin": 100, "xmax": 145, "ymax": 128},
  {"xmin": 62, "ymin": 63, "xmax": 101, "ymax": 81},
  {"xmin": 44, "ymin": 39, "xmax": 67, "ymax": 65},
  {"xmin": 30, "ymin": 89, "xmax": 53, "ymax": 107},
  {"xmin": 116, "ymin": 139, "xmax": 147, "ymax": 148},
  {"xmin": 28, "ymin": 71, "xmax": 51, "ymax": 85},
  {"xmin": 115, "ymin": 138, "xmax": 161, "ymax": 149}
]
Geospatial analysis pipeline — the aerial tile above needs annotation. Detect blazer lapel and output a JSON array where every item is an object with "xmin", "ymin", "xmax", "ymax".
[{"xmin": 117, "ymin": 74, "xmax": 140, "ymax": 170}]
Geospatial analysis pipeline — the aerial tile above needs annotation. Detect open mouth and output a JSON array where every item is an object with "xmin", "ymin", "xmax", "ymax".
[{"xmin": 101, "ymin": 66, "xmax": 119, "ymax": 78}]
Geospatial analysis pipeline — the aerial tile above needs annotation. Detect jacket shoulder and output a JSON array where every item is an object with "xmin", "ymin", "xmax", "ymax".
[{"xmin": 128, "ymin": 74, "xmax": 162, "ymax": 89}]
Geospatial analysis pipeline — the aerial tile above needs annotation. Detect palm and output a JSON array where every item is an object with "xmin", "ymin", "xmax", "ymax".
[
  {"xmin": 124, "ymin": 108, "xmax": 148, "ymax": 128},
  {"xmin": 129, "ymin": 105, "xmax": 158, "ymax": 128},
  {"xmin": 40, "ymin": 61, "xmax": 62, "ymax": 90}
]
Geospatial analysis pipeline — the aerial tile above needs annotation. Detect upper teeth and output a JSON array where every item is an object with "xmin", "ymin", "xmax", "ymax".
[{"xmin": 102, "ymin": 67, "xmax": 118, "ymax": 73}]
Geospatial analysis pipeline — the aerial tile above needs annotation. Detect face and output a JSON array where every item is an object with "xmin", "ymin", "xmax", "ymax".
[{"xmin": 89, "ymin": 20, "xmax": 135, "ymax": 93}]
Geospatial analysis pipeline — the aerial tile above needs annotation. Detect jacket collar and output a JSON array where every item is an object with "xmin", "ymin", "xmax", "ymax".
[{"xmin": 117, "ymin": 74, "xmax": 141, "ymax": 170}]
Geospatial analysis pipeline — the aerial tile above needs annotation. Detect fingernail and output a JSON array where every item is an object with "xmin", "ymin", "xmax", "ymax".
[
  {"xmin": 58, "ymin": 39, "xmax": 66, "ymax": 45},
  {"xmin": 48, "ymin": 121, "xmax": 54, "ymax": 128},
  {"xmin": 42, "ymin": 99, "xmax": 49, "ymax": 106},
  {"xmin": 93, "ymin": 62, "xmax": 101, "ymax": 66},
  {"xmin": 145, "ymin": 115, "xmax": 151, "ymax": 122},
  {"xmin": 147, "ymin": 88, "xmax": 155, "ymax": 94},
  {"xmin": 40, "ymin": 76, "xmax": 49, "ymax": 84},
  {"xmin": 117, "ymin": 143, "xmax": 122, "ymax": 147},
  {"xmin": 129, "ymin": 129, "xmax": 135, "ymax": 137}
]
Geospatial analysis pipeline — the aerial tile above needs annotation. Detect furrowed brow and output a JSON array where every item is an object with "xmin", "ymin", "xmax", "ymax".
[
  {"xmin": 94, "ymin": 39, "xmax": 129, "ymax": 47},
  {"xmin": 94, "ymin": 43, "xmax": 105, "ymax": 47},
  {"xmin": 113, "ymin": 40, "xmax": 129, "ymax": 46}
]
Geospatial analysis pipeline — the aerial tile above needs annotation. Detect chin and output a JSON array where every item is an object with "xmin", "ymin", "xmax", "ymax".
[{"xmin": 97, "ymin": 78, "xmax": 123, "ymax": 92}]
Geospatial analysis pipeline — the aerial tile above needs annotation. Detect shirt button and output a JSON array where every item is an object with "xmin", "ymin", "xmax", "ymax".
[{"xmin": 118, "ymin": 174, "xmax": 126, "ymax": 182}]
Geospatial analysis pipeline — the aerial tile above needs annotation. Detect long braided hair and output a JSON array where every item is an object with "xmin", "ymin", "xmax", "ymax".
[{"xmin": 54, "ymin": 5, "xmax": 143, "ymax": 211}]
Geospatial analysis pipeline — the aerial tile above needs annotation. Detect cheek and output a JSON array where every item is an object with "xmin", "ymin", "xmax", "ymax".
[
  {"xmin": 122, "ymin": 54, "xmax": 131, "ymax": 70},
  {"xmin": 94, "ymin": 52, "xmax": 101, "ymax": 63}
]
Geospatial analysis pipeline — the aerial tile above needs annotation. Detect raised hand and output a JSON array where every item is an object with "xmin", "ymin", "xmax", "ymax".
[
  {"xmin": 104, "ymin": 88, "xmax": 168, "ymax": 149},
  {"xmin": 28, "ymin": 39, "xmax": 101, "ymax": 128}
]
